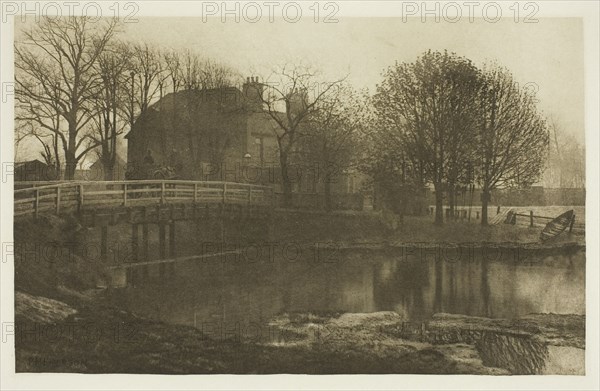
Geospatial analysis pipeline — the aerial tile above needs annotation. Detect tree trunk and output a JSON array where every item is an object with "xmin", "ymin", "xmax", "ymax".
[
  {"xmin": 434, "ymin": 182, "xmax": 444, "ymax": 225},
  {"xmin": 64, "ymin": 150, "xmax": 77, "ymax": 180},
  {"xmin": 481, "ymin": 187, "xmax": 490, "ymax": 226},
  {"xmin": 448, "ymin": 183, "xmax": 455, "ymax": 220},
  {"xmin": 64, "ymin": 120, "xmax": 78, "ymax": 180},
  {"xmin": 280, "ymin": 153, "xmax": 293, "ymax": 208},
  {"xmin": 324, "ymin": 177, "xmax": 332, "ymax": 212},
  {"xmin": 103, "ymin": 160, "xmax": 115, "ymax": 181}
]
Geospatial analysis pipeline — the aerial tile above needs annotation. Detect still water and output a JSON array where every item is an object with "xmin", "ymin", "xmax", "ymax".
[{"xmin": 113, "ymin": 247, "xmax": 585, "ymax": 327}]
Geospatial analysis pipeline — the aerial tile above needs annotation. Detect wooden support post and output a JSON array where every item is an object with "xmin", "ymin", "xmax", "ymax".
[
  {"xmin": 34, "ymin": 189, "xmax": 39, "ymax": 218},
  {"xmin": 142, "ymin": 224, "xmax": 149, "ymax": 258},
  {"xmin": 142, "ymin": 223, "xmax": 149, "ymax": 278},
  {"xmin": 169, "ymin": 222, "xmax": 176, "ymax": 275},
  {"xmin": 131, "ymin": 224, "xmax": 139, "ymax": 262},
  {"xmin": 159, "ymin": 223, "xmax": 166, "ymax": 276},
  {"xmin": 169, "ymin": 222, "xmax": 176, "ymax": 257},
  {"xmin": 160, "ymin": 181, "xmax": 165, "ymax": 204},
  {"xmin": 248, "ymin": 187, "xmax": 252, "ymax": 204},
  {"xmin": 101, "ymin": 225, "xmax": 108, "ymax": 262},
  {"xmin": 530, "ymin": 210, "xmax": 534, "ymax": 227},
  {"xmin": 129, "ymin": 223, "xmax": 138, "ymax": 286},
  {"xmin": 78, "ymin": 184, "xmax": 84, "ymax": 212},
  {"xmin": 220, "ymin": 214, "xmax": 225, "ymax": 243},
  {"xmin": 194, "ymin": 183, "xmax": 198, "ymax": 203},
  {"xmin": 569, "ymin": 214, "xmax": 576, "ymax": 233},
  {"xmin": 55, "ymin": 187, "xmax": 61, "ymax": 214},
  {"xmin": 123, "ymin": 183, "xmax": 128, "ymax": 206},
  {"xmin": 222, "ymin": 182, "xmax": 227, "ymax": 204},
  {"xmin": 126, "ymin": 268, "xmax": 134, "ymax": 287}
]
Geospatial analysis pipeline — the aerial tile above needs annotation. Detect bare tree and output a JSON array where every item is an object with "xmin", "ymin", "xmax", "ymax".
[
  {"xmin": 302, "ymin": 84, "xmax": 366, "ymax": 211},
  {"xmin": 15, "ymin": 17, "xmax": 118, "ymax": 179},
  {"xmin": 90, "ymin": 43, "xmax": 131, "ymax": 180},
  {"xmin": 163, "ymin": 49, "xmax": 183, "ymax": 94},
  {"xmin": 476, "ymin": 65, "xmax": 549, "ymax": 225},
  {"xmin": 129, "ymin": 43, "xmax": 164, "ymax": 115},
  {"xmin": 544, "ymin": 117, "xmax": 585, "ymax": 188},
  {"xmin": 258, "ymin": 64, "xmax": 345, "ymax": 207}
]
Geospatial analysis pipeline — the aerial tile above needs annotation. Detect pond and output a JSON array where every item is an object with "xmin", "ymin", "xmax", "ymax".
[{"xmin": 111, "ymin": 246, "xmax": 585, "ymax": 328}]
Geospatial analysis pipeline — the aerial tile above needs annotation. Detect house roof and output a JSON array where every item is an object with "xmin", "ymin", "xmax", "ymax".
[
  {"xmin": 15, "ymin": 159, "xmax": 47, "ymax": 168},
  {"xmin": 125, "ymin": 86, "xmax": 272, "ymax": 139},
  {"xmin": 90, "ymin": 154, "xmax": 127, "ymax": 168}
]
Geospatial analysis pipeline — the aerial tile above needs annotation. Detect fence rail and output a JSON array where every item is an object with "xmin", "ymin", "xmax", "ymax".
[{"xmin": 14, "ymin": 180, "xmax": 274, "ymax": 217}]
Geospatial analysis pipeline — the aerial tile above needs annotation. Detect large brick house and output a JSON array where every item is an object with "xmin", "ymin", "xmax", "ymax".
[{"xmin": 125, "ymin": 77, "xmax": 280, "ymax": 182}]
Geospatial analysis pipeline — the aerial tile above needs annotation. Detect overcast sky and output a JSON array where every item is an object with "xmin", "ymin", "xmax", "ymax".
[
  {"xmin": 123, "ymin": 17, "xmax": 584, "ymax": 141},
  {"xmin": 14, "ymin": 16, "xmax": 584, "ymax": 162}
]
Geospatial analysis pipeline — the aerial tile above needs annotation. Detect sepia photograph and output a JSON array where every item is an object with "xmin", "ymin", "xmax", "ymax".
[{"xmin": 1, "ymin": 1, "xmax": 599, "ymax": 390}]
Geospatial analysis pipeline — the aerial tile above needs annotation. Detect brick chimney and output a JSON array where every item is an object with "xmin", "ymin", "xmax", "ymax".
[
  {"xmin": 287, "ymin": 87, "xmax": 308, "ymax": 115},
  {"xmin": 242, "ymin": 76, "xmax": 264, "ymax": 110}
]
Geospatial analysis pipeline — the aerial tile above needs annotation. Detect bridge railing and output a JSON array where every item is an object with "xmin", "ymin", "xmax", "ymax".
[{"xmin": 14, "ymin": 180, "xmax": 274, "ymax": 217}]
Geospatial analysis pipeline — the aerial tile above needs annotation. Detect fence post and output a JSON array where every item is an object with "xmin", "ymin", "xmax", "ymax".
[
  {"xmin": 160, "ymin": 181, "xmax": 165, "ymax": 204},
  {"xmin": 123, "ymin": 183, "xmax": 128, "ymax": 206},
  {"xmin": 247, "ymin": 187, "xmax": 252, "ymax": 204},
  {"xmin": 56, "ymin": 187, "xmax": 61, "ymax": 215},
  {"xmin": 77, "ymin": 184, "xmax": 84, "ymax": 212},
  {"xmin": 34, "ymin": 189, "xmax": 39, "ymax": 218},
  {"xmin": 530, "ymin": 210, "xmax": 534, "ymax": 227},
  {"xmin": 271, "ymin": 188, "xmax": 276, "ymax": 207},
  {"xmin": 194, "ymin": 183, "xmax": 198, "ymax": 203},
  {"xmin": 222, "ymin": 183, "xmax": 227, "ymax": 204},
  {"xmin": 496, "ymin": 206, "xmax": 501, "ymax": 215}
]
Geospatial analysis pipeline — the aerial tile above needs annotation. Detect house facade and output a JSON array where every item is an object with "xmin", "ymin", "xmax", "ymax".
[{"xmin": 125, "ymin": 77, "xmax": 280, "ymax": 183}]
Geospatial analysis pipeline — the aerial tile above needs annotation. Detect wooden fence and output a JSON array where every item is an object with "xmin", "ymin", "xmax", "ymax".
[
  {"xmin": 14, "ymin": 180, "xmax": 274, "ymax": 218},
  {"xmin": 512, "ymin": 210, "xmax": 584, "ymax": 233}
]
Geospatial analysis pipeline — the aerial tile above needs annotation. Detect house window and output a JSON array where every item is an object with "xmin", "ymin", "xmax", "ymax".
[
  {"xmin": 348, "ymin": 175, "xmax": 356, "ymax": 193},
  {"xmin": 254, "ymin": 137, "xmax": 264, "ymax": 164}
]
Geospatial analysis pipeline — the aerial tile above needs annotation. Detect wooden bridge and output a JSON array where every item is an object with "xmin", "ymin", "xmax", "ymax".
[
  {"xmin": 14, "ymin": 180, "xmax": 274, "ymax": 218},
  {"xmin": 15, "ymin": 180, "xmax": 276, "ymax": 288}
]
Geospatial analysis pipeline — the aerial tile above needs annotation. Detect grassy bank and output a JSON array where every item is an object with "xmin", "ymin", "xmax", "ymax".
[{"xmin": 271, "ymin": 210, "xmax": 585, "ymax": 246}]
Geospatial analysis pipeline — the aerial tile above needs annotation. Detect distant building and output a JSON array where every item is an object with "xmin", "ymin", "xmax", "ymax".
[
  {"xmin": 15, "ymin": 159, "xmax": 57, "ymax": 181},
  {"xmin": 89, "ymin": 154, "xmax": 127, "ymax": 181}
]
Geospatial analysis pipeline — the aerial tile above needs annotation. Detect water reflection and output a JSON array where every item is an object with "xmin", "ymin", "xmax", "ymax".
[{"xmin": 113, "ymin": 249, "xmax": 585, "ymax": 327}]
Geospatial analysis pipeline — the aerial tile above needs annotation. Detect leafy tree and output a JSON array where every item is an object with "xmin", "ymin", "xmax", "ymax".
[{"xmin": 372, "ymin": 51, "xmax": 481, "ymax": 224}]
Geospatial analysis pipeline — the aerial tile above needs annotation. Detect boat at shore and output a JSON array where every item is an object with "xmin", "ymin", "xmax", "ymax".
[{"xmin": 540, "ymin": 209, "xmax": 575, "ymax": 242}]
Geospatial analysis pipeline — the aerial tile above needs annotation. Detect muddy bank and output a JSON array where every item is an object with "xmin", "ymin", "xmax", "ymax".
[
  {"xmin": 15, "ymin": 293, "xmax": 488, "ymax": 374},
  {"xmin": 15, "ymin": 291, "xmax": 583, "ymax": 374},
  {"xmin": 391, "ymin": 313, "xmax": 585, "ymax": 374}
]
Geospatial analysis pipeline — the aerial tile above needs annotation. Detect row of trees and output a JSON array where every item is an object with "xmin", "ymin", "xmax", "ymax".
[
  {"xmin": 365, "ymin": 51, "xmax": 549, "ymax": 225},
  {"xmin": 14, "ymin": 19, "xmax": 557, "ymax": 225},
  {"xmin": 15, "ymin": 17, "xmax": 239, "ymax": 180}
]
